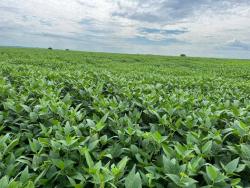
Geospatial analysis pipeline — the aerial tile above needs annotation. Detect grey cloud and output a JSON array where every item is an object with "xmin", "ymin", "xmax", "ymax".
[
  {"xmin": 0, "ymin": 26, "xmax": 17, "ymax": 32},
  {"xmin": 139, "ymin": 28, "xmax": 188, "ymax": 35},
  {"xmin": 78, "ymin": 19, "xmax": 94, "ymax": 26},
  {"xmin": 30, "ymin": 31, "xmax": 114, "ymax": 43},
  {"xmin": 0, "ymin": 5, "xmax": 20, "ymax": 13},
  {"xmin": 39, "ymin": 20, "xmax": 52, "ymax": 26},
  {"xmin": 31, "ymin": 32, "xmax": 83, "ymax": 41},
  {"xmin": 226, "ymin": 40, "xmax": 250, "ymax": 50},
  {"xmin": 128, "ymin": 36, "xmax": 188, "ymax": 46},
  {"xmin": 113, "ymin": 0, "xmax": 250, "ymax": 23}
]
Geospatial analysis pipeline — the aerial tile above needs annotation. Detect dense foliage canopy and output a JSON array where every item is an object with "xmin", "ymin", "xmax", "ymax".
[{"xmin": 0, "ymin": 48, "xmax": 250, "ymax": 187}]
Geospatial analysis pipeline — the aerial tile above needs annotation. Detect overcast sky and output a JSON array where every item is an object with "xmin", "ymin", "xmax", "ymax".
[{"xmin": 1, "ymin": 0, "xmax": 250, "ymax": 58}]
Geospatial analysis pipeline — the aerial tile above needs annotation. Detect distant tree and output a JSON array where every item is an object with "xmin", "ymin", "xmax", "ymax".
[
  {"xmin": 180, "ymin": 54, "xmax": 186, "ymax": 57},
  {"xmin": 48, "ymin": 47, "xmax": 53, "ymax": 50},
  {"xmin": 65, "ymin": 49, "xmax": 69, "ymax": 51}
]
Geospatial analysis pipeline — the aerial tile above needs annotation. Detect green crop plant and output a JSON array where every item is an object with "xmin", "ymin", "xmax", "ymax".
[{"xmin": 0, "ymin": 47, "xmax": 250, "ymax": 187}]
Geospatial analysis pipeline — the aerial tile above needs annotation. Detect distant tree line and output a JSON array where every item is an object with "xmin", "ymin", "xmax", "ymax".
[{"xmin": 48, "ymin": 47, "xmax": 70, "ymax": 51}]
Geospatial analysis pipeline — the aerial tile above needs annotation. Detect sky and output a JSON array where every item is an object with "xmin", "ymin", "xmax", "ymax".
[{"xmin": 0, "ymin": 0, "xmax": 250, "ymax": 59}]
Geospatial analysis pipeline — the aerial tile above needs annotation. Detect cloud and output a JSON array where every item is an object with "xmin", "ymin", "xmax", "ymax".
[
  {"xmin": 127, "ymin": 36, "xmax": 187, "ymax": 46},
  {"xmin": 113, "ymin": 0, "xmax": 250, "ymax": 24},
  {"xmin": 226, "ymin": 39, "xmax": 250, "ymax": 50},
  {"xmin": 0, "ymin": 0, "xmax": 250, "ymax": 58},
  {"xmin": 137, "ymin": 28, "xmax": 189, "ymax": 41},
  {"xmin": 31, "ymin": 32, "xmax": 81, "ymax": 41},
  {"xmin": 140, "ymin": 28, "xmax": 188, "ymax": 35}
]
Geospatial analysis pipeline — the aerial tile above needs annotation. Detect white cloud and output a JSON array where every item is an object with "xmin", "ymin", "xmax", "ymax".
[{"xmin": 0, "ymin": 0, "xmax": 250, "ymax": 58}]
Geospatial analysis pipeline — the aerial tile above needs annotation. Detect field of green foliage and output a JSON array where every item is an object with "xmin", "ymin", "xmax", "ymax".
[{"xmin": 0, "ymin": 47, "xmax": 250, "ymax": 188}]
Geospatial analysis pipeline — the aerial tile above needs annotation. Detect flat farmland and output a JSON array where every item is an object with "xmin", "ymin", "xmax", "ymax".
[{"xmin": 0, "ymin": 48, "xmax": 250, "ymax": 187}]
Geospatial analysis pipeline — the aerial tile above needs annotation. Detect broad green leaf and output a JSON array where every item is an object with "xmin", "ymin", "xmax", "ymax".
[
  {"xmin": 52, "ymin": 159, "xmax": 65, "ymax": 170},
  {"xmin": 20, "ymin": 166, "xmax": 29, "ymax": 183},
  {"xmin": 224, "ymin": 158, "xmax": 239, "ymax": 174},
  {"xmin": 166, "ymin": 174, "xmax": 180, "ymax": 183},
  {"xmin": 240, "ymin": 144, "xmax": 250, "ymax": 159},
  {"xmin": 3, "ymin": 138, "xmax": 19, "ymax": 156},
  {"xmin": 117, "ymin": 156, "xmax": 129, "ymax": 172},
  {"xmin": 125, "ymin": 166, "xmax": 142, "ymax": 188},
  {"xmin": 84, "ymin": 149, "xmax": 94, "ymax": 168},
  {"xmin": 24, "ymin": 181, "xmax": 35, "ymax": 188},
  {"xmin": 29, "ymin": 112, "xmax": 38, "ymax": 122},
  {"xmin": 202, "ymin": 141, "xmax": 213, "ymax": 154},
  {"xmin": 231, "ymin": 178, "xmax": 241, "ymax": 186},
  {"xmin": 206, "ymin": 165, "xmax": 218, "ymax": 182},
  {"xmin": 0, "ymin": 176, "xmax": 9, "ymax": 188}
]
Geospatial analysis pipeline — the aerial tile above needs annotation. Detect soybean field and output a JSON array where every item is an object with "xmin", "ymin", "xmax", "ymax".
[{"xmin": 0, "ymin": 48, "xmax": 250, "ymax": 188}]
